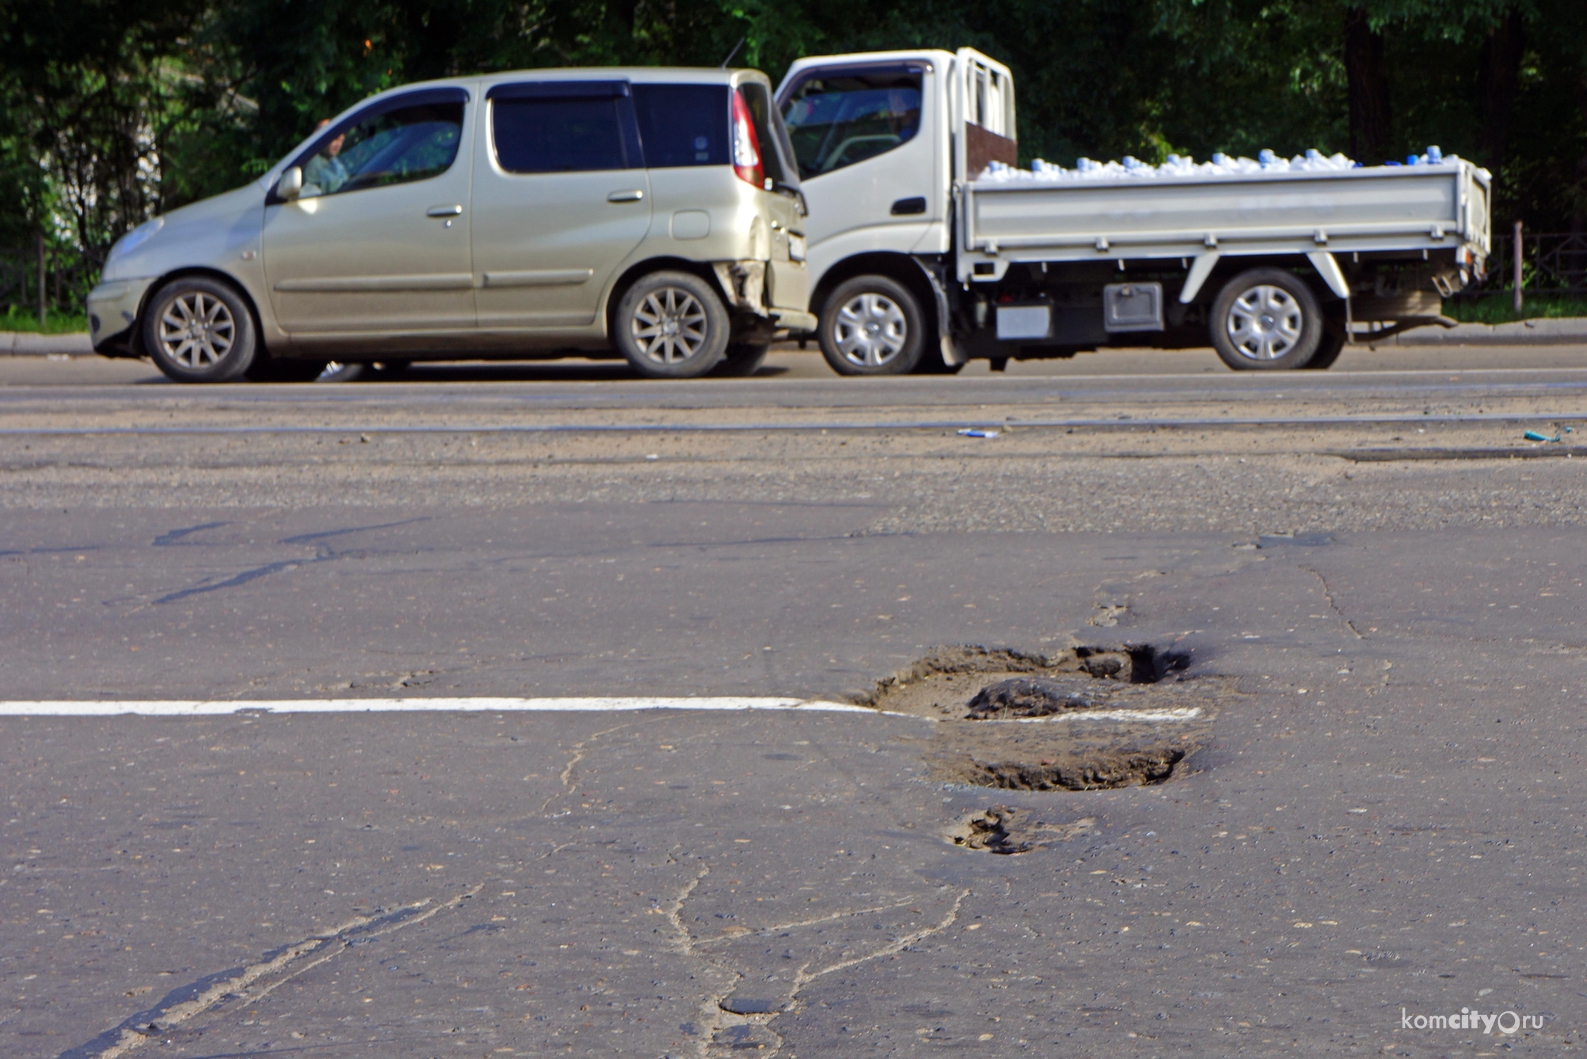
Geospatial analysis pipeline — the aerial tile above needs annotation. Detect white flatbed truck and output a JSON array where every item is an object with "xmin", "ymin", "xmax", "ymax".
[{"xmin": 775, "ymin": 48, "xmax": 1492, "ymax": 373}]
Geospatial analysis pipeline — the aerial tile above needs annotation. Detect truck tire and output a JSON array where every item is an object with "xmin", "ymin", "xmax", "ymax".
[
  {"xmin": 818, "ymin": 275, "xmax": 925, "ymax": 375},
  {"xmin": 1209, "ymin": 268, "xmax": 1323, "ymax": 371},
  {"xmin": 143, "ymin": 276, "xmax": 259, "ymax": 383},
  {"xmin": 711, "ymin": 343, "xmax": 770, "ymax": 377},
  {"xmin": 614, "ymin": 271, "xmax": 730, "ymax": 379}
]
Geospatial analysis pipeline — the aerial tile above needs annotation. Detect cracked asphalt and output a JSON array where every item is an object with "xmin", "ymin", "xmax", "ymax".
[{"xmin": 5, "ymin": 346, "xmax": 1587, "ymax": 1057}]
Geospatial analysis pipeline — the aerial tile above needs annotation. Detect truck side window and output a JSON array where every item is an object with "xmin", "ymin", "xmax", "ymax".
[
  {"xmin": 631, "ymin": 84, "xmax": 729, "ymax": 168},
  {"xmin": 780, "ymin": 71, "xmax": 922, "ymax": 179},
  {"xmin": 299, "ymin": 102, "xmax": 464, "ymax": 198},
  {"xmin": 493, "ymin": 97, "xmax": 629, "ymax": 173}
]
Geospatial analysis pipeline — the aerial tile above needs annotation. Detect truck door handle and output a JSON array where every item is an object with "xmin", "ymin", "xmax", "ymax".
[
  {"xmin": 607, "ymin": 190, "xmax": 645, "ymax": 203},
  {"xmin": 891, "ymin": 196, "xmax": 927, "ymax": 216},
  {"xmin": 427, "ymin": 204, "xmax": 463, "ymax": 217}
]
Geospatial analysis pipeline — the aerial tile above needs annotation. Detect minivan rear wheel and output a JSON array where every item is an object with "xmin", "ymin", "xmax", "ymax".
[
  {"xmin": 144, "ymin": 277, "xmax": 258, "ymax": 383},
  {"xmin": 615, "ymin": 271, "xmax": 730, "ymax": 379}
]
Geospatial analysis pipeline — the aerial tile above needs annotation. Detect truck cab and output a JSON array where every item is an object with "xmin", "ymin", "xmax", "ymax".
[{"xmin": 777, "ymin": 49, "xmax": 1013, "ymax": 374}]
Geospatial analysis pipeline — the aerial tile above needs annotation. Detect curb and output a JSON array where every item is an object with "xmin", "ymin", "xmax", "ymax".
[
  {"xmin": 2, "ymin": 331, "xmax": 95, "ymax": 356},
  {"xmin": 1389, "ymin": 318, "xmax": 1587, "ymax": 346}
]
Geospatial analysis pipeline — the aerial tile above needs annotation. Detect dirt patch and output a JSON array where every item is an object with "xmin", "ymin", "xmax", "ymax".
[
  {"xmin": 859, "ymin": 643, "xmax": 1218, "ymax": 792},
  {"xmin": 949, "ymin": 806, "xmax": 1097, "ymax": 854}
]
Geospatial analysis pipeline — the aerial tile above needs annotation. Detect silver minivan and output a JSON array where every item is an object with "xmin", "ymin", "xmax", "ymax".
[{"xmin": 87, "ymin": 67, "xmax": 812, "ymax": 381}]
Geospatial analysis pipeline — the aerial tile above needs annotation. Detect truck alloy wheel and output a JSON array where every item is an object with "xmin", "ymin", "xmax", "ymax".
[
  {"xmin": 615, "ymin": 271, "xmax": 729, "ymax": 379},
  {"xmin": 1210, "ymin": 268, "xmax": 1323, "ymax": 371},
  {"xmin": 142, "ymin": 277, "xmax": 259, "ymax": 383},
  {"xmin": 819, "ymin": 275, "xmax": 924, "ymax": 375}
]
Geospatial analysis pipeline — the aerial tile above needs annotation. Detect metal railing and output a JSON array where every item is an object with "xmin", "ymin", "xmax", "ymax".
[
  {"xmin": 1462, "ymin": 231, "xmax": 1587, "ymax": 299},
  {"xmin": 0, "ymin": 240, "xmax": 103, "ymax": 322}
]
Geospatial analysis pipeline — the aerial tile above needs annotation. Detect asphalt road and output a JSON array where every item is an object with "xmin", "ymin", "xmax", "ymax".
[{"xmin": 4, "ymin": 346, "xmax": 1587, "ymax": 1058}]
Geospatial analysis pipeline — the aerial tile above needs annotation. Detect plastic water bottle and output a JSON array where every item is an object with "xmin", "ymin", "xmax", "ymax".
[
  {"xmin": 1426, "ymin": 145, "xmax": 1443, "ymax": 163},
  {"xmin": 1258, "ymin": 149, "xmax": 1276, "ymax": 167}
]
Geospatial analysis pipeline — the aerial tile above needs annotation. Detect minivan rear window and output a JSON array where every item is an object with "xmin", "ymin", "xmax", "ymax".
[
  {"xmin": 493, "ymin": 97, "xmax": 630, "ymax": 173},
  {"xmin": 631, "ymin": 84, "xmax": 729, "ymax": 169}
]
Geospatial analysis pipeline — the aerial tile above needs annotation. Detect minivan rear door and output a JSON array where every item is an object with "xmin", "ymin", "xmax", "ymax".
[
  {"xmin": 471, "ymin": 81, "xmax": 651, "ymax": 329},
  {"xmin": 262, "ymin": 87, "xmax": 476, "ymax": 336}
]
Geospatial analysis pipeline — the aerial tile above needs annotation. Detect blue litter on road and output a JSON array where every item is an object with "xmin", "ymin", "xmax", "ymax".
[
  {"xmin": 1524, "ymin": 430, "xmax": 1562, "ymax": 442},
  {"xmin": 958, "ymin": 428, "xmax": 1000, "ymax": 438}
]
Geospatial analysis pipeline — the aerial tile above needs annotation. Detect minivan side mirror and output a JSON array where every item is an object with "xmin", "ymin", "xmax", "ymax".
[{"xmin": 276, "ymin": 166, "xmax": 303, "ymax": 202}]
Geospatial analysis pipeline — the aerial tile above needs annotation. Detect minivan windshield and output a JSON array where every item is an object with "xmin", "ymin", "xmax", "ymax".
[{"xmin": 780, "ymin": 70, "xmax": 922, "ymax": 178}]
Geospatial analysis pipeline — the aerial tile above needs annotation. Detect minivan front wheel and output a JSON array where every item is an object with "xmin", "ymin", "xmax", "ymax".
[
  {"xmin": 144, "ymin": 277, "xmax": 258, "ymax": 383},
  {"xmin": 615, "ymin": 271, "xmax": 729, "ymax": 379}
]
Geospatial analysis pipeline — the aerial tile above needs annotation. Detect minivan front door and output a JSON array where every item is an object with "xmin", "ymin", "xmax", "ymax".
[
  {"xmin": 262, "ymin": 87, "xmax": 475, "ymax": 336},
  {"xmin": 470, "ymin": 81, "xmax": 651, "ymax": 330}
]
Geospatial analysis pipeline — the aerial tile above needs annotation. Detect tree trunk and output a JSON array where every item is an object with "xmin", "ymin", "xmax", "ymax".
[
  {"xmin": 1476, "ymin": 7, "xmax": 1525, "ymax": 172},
  {"xmin": 1345, "ymin": 7, "xmax": 1393, "ymax": 164}
]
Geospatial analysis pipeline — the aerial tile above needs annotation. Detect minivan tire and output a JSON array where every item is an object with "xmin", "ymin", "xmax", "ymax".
[
  {"xmin": 1209, "ymin": 268, "xmax": 1323, "ymax": 371},
  {"xmin": 818, "ymin": 275, "xmax": 925, "ymax": 375},
  {"xmin": 615, "ymin": 271, "xmax": 730, "ymax": 379},
  {"xmin": 143, "ymin": 276, "xmax": 259, "ymax": 383}
]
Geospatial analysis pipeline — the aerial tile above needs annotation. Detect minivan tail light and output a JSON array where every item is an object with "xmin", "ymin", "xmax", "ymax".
[{"xmin": 731, "ymin": 89, "xmax": 765, "ymax": 189}]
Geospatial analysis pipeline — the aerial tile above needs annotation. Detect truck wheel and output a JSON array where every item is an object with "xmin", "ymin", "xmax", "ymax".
[
  {"xmin": 711, "ymin": 343, "xmax": 770, "ymax": 377},
  {"xmin": 143, "ymin": 277, "xmax": 258, "ymax": 383},
  {"xmin": 818, "ymin": 275, "xmax": 925, "ymax": 375},
  {"xmin": 614, "ymin": 271, "xmax": 729, "ymax": 379},
  {"xmin": 1209, "ymin": 268, "xmax": 1323, "ymax": 371}
]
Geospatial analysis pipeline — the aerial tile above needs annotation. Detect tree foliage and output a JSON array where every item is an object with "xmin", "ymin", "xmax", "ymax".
[{"xmin": 1, "ymin": 0, "xmax": 1584, "ymax": 266}]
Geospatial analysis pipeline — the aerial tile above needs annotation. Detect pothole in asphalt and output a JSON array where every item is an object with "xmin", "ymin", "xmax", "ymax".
[
  {"xmin": 858, "ymin": 644, "xmax": 1222, "ymax": 792},
  {"xmin": 948, "ymin": 806, "xmax": 1097, "ymax": 854}
]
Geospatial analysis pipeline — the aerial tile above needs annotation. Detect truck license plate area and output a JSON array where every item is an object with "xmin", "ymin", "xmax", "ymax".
[
  {"xmin": 996, "ymin": 304, "xmax": 1051, "ymax": 340},
  {"xmin": 1103, "ymin": 282, "xmax": 1163, "ymax": 333}
]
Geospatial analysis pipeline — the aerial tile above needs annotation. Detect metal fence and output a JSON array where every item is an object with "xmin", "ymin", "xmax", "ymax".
[
  {"xmin": 0, "ymin": 244, "xmax": 102, "ymax": 320},
  {"xmin": 1458, "ymin": 231, "xmax": 1587, "ymax": 299}
]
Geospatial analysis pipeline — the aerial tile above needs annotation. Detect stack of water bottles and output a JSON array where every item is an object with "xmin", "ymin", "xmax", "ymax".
[{"xmin": 979, "ymin": 145, "xmax": 1456, "ymax": 183}]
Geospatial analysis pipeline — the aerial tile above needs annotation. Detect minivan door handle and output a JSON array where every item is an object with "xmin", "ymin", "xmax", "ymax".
[
  {"xmin": 426, "ymin": 204, "xmax": 464, "ymax": 217},
  {"xmin": 606, "ymin": 190, "xmax": 645, "ymax": 203}
]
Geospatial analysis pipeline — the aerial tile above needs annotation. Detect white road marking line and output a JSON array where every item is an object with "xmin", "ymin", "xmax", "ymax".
[
  {"xmin": 0, "ymin": 699, "xmax": 1204, "ymax": 722},
  {"xmin": 1004, "ymin": 707, "xmax": 1203, "ymax": 723},
  {"xmin": 0, "ymin": 697, "xmax": 873, "ymax": 717}
]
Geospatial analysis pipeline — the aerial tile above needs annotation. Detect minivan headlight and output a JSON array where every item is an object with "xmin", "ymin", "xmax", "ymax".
[{"xmin": 107, "ymin": 217, "xmax": 163, "ymax": 264}]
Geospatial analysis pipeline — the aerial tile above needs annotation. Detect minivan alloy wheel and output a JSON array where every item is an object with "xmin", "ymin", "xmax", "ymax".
[
  {"xmin": 632, "ymin": 287, "xmax": 709, "ymax": 365},
  {"xmin": 157, "ymin": 292, "xmax": 235, "ymax": 368},
  {"xmin": 833, "ymin": 293, "xmax": 907, "ymax": 368}
]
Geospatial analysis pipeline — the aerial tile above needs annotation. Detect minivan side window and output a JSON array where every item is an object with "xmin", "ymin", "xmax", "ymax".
[
  {"xmin": 299, "ymin": 102, "xmax": 464, "ymax": 198},
  {"xmin": 631, "ymin": 84, "xmax": 729, "ymax": 168},
  {"xmin": 492, "ymin": 90, "xmax": 635, "ymax": 174},
  {"xmin": 780, "ymin": 69, "xmax": 923, "ymax": 179}
]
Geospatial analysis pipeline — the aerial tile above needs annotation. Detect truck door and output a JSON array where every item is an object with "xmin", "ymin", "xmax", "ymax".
[
  {"xmin": 470, "ymin": 81, "xmax": 651, "ymax": 329},
  {"xmin": 777, "ymin": 61, "xmax": 936, "ymax": 265}
]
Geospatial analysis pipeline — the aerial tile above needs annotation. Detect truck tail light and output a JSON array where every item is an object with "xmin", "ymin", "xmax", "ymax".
[{"xmin": 731, "ymin": 89, "xmax": 765, "ymax": 189}]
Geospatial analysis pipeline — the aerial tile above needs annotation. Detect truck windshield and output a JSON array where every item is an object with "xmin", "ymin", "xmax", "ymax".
[{"xmin": 780, "ymin": 71, "xmax": 921, "ymax": 179}]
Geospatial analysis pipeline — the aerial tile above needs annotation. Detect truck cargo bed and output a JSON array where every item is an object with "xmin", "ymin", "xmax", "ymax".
[{"xmin": 959, "ymin": 162, "xmax": 1490, "ymax": 282}]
